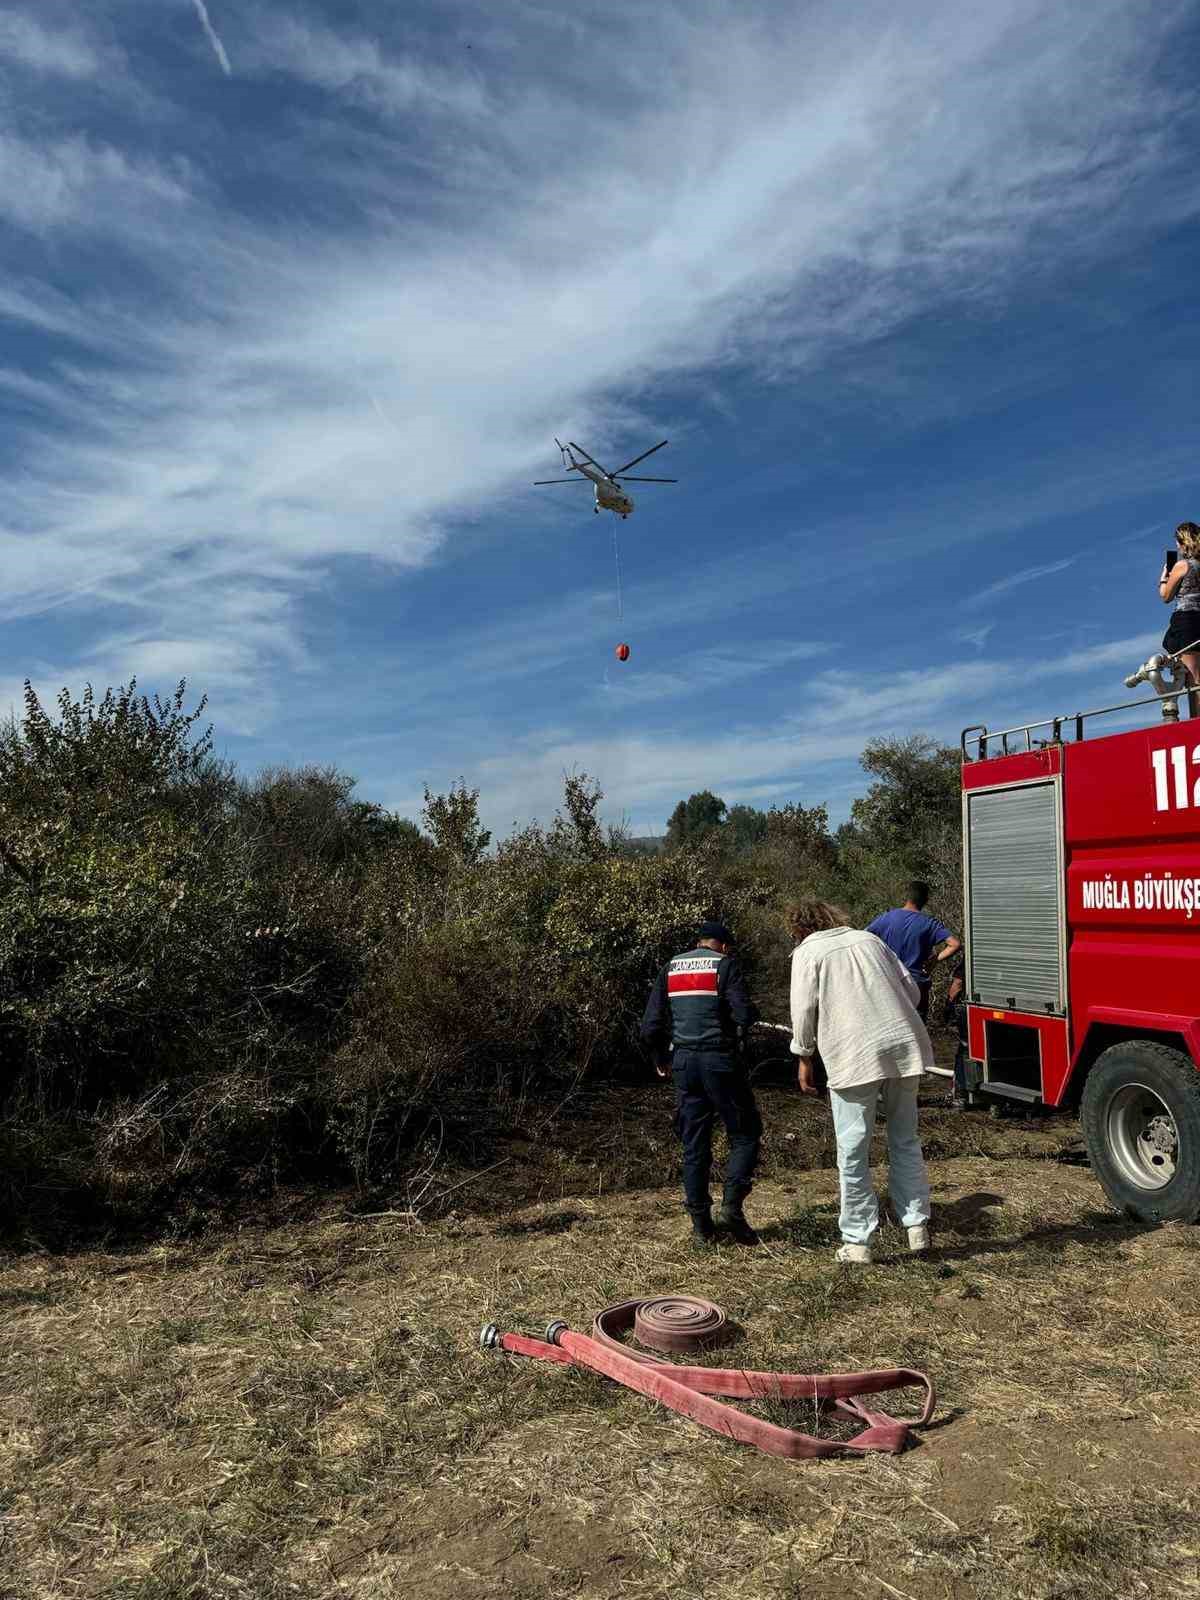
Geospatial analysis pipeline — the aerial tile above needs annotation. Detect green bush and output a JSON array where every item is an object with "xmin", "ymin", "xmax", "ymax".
[
  {"xmin": 325, "ymin": 779, "xmax": 769, "ymax": 1190},
  {"xmin": 0, "ymin": 677, "xmax": 963, "ymax": 1239},
  {"xmin": 0, "ymin": 682, "xmax": 356, "ymax": 1232}
]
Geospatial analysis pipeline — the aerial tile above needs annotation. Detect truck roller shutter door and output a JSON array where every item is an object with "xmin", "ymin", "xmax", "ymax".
[{"xmin": 967, "ymin": 781, "xmax": 1064, "ymax": 1013}]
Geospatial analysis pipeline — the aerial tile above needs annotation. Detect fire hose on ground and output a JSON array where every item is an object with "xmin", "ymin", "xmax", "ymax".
[{"xmin": 481, "ymin": 1295, "xmax": 936, "ymax": 1460}]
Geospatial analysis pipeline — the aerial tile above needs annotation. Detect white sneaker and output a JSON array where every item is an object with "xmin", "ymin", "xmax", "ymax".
[
  {"xmin": 835, "ymin": 1243, "xmax": 872, "ymax": 1265},
  {"xmin": 907, "ymin": 1225, "xmax": 930, "ymax": 1255}
]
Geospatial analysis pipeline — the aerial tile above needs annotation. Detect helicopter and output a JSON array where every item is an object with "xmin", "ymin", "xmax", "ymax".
[{"xmin": 534, "ymin": 438, "xmax": 676, "ymax": 519}]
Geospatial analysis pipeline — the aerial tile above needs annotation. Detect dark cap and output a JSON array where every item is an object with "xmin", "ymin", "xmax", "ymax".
[{"xmin": 697, "ymin": 920, "xmax": 734, "ymax": 945}]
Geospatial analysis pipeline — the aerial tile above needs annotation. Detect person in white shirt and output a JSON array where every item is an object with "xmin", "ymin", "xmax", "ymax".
[{"xmin": 787, "ymin": 899, "xmax": 932, "ymax": 1265}]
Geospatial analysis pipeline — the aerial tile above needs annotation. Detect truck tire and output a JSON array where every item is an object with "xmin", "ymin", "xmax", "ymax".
[{"xmin": 1081, "ymin": 1039, "xmax": 1200, "ymax": 1223}]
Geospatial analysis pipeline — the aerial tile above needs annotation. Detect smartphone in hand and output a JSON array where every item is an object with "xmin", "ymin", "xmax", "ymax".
[{"xmin": 1166, "ymin": 548, "xmax": 1179, "ymax": 576}]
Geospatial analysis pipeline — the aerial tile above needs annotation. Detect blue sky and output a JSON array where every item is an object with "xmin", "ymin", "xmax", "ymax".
[{"xmin": 2, "ymin": 1, "xmax": 1199, "ymax": 835}]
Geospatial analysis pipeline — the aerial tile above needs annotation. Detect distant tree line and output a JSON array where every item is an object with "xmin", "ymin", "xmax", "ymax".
[
  {"xmin": 651, "ymin": 738, "xmax": 961, "ymax": 1017},
  {"xmin": 661, "ymin": 738, "xmax": 959, "ymax": 875}
]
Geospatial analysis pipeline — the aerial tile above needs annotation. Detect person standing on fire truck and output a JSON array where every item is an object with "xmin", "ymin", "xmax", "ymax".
[
  {"xmin": 867, "ymin": 881, "xmax": 961, "ymax": 1021},
  {"xmin": 1159, "ymin": 520, "xmax": 1200, "ymax": 717},
  {"xmin": 640, "ymin": 921, "xmax": 762, "ymax": 1247}
]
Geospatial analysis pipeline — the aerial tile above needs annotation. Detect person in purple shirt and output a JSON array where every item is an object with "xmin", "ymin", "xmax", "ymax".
[{"xmin": 866, "ymin": 881, "xmax": 961, "ymax": 1022}]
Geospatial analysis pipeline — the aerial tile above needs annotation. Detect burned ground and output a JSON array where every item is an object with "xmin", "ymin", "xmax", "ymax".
[{"xmin": 1, "ymin": 1089, "xmax": 1198, "ymax": 1600}]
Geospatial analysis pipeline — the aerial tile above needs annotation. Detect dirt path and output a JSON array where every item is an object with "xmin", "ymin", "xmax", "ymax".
[{"xmin": 2, "ymin": 1128, "xmax": 1198, "ymax": 1599}]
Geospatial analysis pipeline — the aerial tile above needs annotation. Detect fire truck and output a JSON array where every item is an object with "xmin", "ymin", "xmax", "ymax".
[{"xmin": 961, "ymin": 670, "xmax": 1200, "ymax": 1223}]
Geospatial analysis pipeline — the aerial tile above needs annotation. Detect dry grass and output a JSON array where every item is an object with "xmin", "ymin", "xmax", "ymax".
[{"xmin": 2, "ymin": 1095, "xmax": 1199, "ymax": 1599}]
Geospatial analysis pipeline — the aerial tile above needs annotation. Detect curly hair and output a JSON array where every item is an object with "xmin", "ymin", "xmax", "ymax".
[
  {"xmin": 785, "ymin": 898, "xmax": 850, "ymax": 943},
  {"xmin": 1177, "ymin": 522, "xmax": 1200, "ymax": 558}
]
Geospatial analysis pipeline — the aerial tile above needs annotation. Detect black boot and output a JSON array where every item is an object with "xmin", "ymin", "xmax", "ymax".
[
  {"xmin": 715, "ymin": 1192, "xmax": 759, "ymax": 1246},
  {"xmin": 690, "ymin": 1211, "xmax": 716, "ymax": 1247}
]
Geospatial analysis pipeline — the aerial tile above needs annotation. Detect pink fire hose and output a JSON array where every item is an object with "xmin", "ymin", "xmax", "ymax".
[{"xmin": 481, "ymin": 1295, "xmax": 936, "ymax": 1460}]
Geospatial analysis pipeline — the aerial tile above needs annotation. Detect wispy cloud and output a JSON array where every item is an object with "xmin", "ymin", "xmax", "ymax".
[
  {"xmin": 1118, "ymin": 519, "xmax": 1173, "ymax": 547},
  {"xmin": 0, "ymin": 133, "xmax": 192, "ymax": 233},
  {"xmin": 1, "ymin": 1, "xmax": 1197, "ymax": 829},
  {"xmin": 189, "ymin": 0, "xmax": 232, "ymax": 77},
  {"xmin": 956, "ymin": 623, "xmax": 995, "ymax": 653},
  {"xmin": 600, "ymin": 642, "xmax": 831, "ymax": 706},
  {"xmin": 375, "ymin": 633, "xmax": 1165, "ymax": 834},
  {"xmin": 1057, "ymin": 634, "xmax": 1160, "ymax": 676},
  {"xmin": 965, "ymin": 557, "xmax": 1074, "ymax": 611},
  {"xmin": 0, "ymin": 13, "xmax": 102, "ymax": 78},
  {"xmin": 259, "ymin": 17, "xmax": 486, "ymax": 117}
]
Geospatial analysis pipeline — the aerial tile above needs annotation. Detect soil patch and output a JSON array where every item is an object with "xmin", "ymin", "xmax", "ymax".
[{"xmin": 0, "ymin": 1117, "xmax": 1195, "ymax": 1599}]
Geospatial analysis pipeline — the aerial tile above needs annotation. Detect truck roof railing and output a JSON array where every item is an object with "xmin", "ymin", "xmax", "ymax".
[{"xmin": 962, "ymin": 686, "xmax": 1195, "ymax": 761}]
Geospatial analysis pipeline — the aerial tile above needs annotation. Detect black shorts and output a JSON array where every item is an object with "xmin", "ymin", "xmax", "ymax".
[{"xmin": 1163, "ymin": 610, "xmax": 1200, "ymax": 656}]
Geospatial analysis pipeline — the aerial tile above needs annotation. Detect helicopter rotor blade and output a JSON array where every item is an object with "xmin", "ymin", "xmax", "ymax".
[
  {"xmin": 533, "ymin": 477, "xmax": 588, "ymax": 484},
  {"xmin": 614, "ymin": 475, "xmax": 677, "ymax": 483},
  {"xmin": 611, "ymin": 439, "xmax": 668, "ymax": 475},
  {"xmin": 568, "ymin": 441, "xmax": 613, "ymax": 478}
]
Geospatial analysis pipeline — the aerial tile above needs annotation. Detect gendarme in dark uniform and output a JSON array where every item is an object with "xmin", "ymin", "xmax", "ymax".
[{"xmin": 640, "ymin": 920, "xmax": 762, "ymax": 1244}]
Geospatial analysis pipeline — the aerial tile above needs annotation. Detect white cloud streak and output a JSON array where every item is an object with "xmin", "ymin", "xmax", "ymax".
[
  {"xmin": 258, "ymin": 17, "xmax": 486, "ymax": 117},
  {"xmin": 956, "ymin": 623, "xmax": 995, "ymax": 653},
  {"xmin": 190, "ymin": 0, "xmax": 232, "ymax": 76},
  {"xmin": 965, "ymin": 557, "xmax": 1074, "ymax": 610},
  {"xmin": 599, "ymin": 643, "xmax": 832, "ymax": 708}
]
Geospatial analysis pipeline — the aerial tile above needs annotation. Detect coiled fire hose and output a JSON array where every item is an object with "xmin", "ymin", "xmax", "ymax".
[{"xmin": 482, "ymin": 1295, "xmax": 935, "ymax": 1460}]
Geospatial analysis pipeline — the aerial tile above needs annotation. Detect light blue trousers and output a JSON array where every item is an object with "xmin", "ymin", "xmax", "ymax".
[{"xmin": 828, "ymin": 1077, "xmax": 931, "ymax": 1245}]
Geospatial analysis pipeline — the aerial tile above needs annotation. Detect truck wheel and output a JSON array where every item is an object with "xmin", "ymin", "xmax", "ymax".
[{"xmin": 1081, "ymin": 1040, "xmax": 1200, "ymax": 1223}]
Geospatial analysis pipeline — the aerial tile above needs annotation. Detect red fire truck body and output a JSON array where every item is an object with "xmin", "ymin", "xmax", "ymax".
[{"xmin": 961, "ymin": 712, "xmax": 1200, "ymax": 1220}]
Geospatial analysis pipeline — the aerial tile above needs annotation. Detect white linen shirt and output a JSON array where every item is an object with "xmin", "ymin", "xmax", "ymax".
[{"xmin": 789, "ymin": 927, "xmax": 932, "ymax": 1091}]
